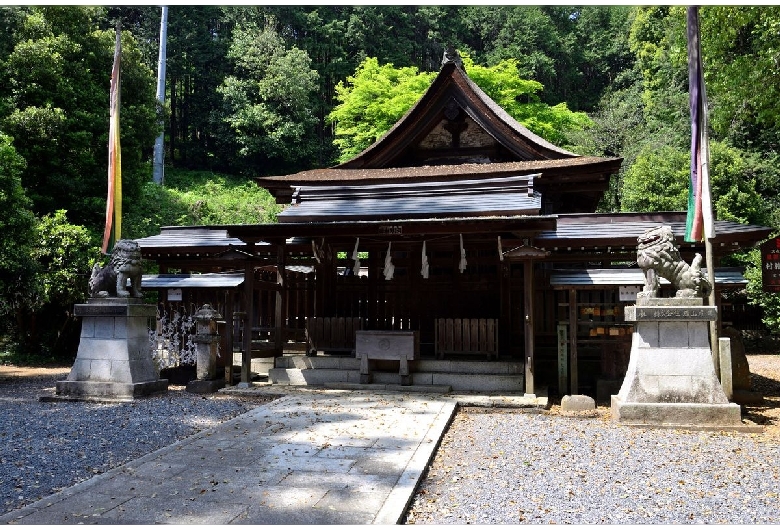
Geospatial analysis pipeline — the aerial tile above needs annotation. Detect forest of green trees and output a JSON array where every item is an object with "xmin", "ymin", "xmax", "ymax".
[{"xmin": 2, "ymin": 5, "xmax": 780, "ymax": 359}]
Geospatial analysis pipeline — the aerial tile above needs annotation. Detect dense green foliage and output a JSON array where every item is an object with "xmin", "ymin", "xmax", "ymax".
[
  {"xmin": 7, "ymin": 5, "xmax": 780, "ymax": 357},
  {"xmin": 124, "ymin": 168, "xmax": 281, "ymax": 240},
  {"xmin": 0, "ymin": 7, "xmax": 158, "ymax": 229},
  {"xmin": 0, "ymin": 134, "xmax": 37, "ymax": 324},
  {"xmin": 217, "ymin": 19, "xmax": 320, "ymax": 175},
  {"xmin": 329, "ymin": 58, "xmax": 436, "ymax": 161},
  {"xmin": 621, "ymin": 141, "xmax": 770, "ymax": 227},
  {"xmin": 27, "ymin": 211, "xmax": 100, "ymax": 356}
]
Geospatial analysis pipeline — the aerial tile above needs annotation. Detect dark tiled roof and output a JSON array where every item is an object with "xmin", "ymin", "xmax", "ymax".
[
  {"xmin": 257, "ymin": 157, "xmax": 621, "ymax": 185},
  {"xmin": 536, "ymin": 212, "xmax": 772, "ymax": 248},
  {"xmin": 549, "ymin": 268, "xmax": 747, "ymax": 287},
  {"xmin": 142, "ymin": 273, "xmax": 245, "ymax": 289},
  {"xmin": 278, "ymin": 174, "xmax": 541, "ymax": 222},
  {"xmin": 135, "ymin": 228, "xmax": 247, "ymax": 250}
]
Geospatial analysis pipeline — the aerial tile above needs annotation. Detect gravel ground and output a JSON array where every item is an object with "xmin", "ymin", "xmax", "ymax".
[
  {"xmin": 0, "ymin": 368, "xmax": 271, "ymax": 515},
  {"xmin": 2, "ymin": 355, "xmax": 779, "ymax": 524},
  {"xmin": 405, "ymin": 354, "xmax": 780, "ymax": 525}
]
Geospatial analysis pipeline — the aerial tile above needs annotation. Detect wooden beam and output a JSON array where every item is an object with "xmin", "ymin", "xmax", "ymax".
[{"xmin": 226, "ymin": 216, "xmax": 556, "ymax": 242}]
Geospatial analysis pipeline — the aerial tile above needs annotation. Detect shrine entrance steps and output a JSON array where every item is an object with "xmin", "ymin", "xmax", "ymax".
[{"xmin": 267, "ymin": 354, "xmax": 525, "ymax": 393}]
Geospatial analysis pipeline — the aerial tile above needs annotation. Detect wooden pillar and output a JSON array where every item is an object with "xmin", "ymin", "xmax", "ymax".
[
  {"xmin": 523, "ymin": 259, "xmax": 535, "ymax": 395},
  {"xmin": 504, "ymin": 244, "xmax": 549, "ymax": 393},
  {"xmin": 568, "ymin": 288, "xmax": 579, "ymax": 395},
  {"xmin": 499, "ymin": 261, "xmax": 510, "ymax": 359},
  {"xmin": 275, "ymin": 242, "xmax": 287, "ymax": 355},
  {"xmin": 224, "ymin": 289, "xmax": 234, "ymax": 384},
  {"xmin": 367, "ymin": 246, "xmax": 377, "ymax": 329},
  {"xmin": 241, "ymin": 251, "xmax": 254, "ymax": 386},
  {"xmin": 322, "ymin": 249, "xmax": 335, "ymax": 316}
]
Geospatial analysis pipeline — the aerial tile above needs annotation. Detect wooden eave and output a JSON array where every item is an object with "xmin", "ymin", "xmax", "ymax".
[
  {"xmin": 279, "ymin": 174, "xmax": 541, "ymax": 223},
  {"xmin": 224, "ymin": 215, "xmax": 558, "ymax": 244},
  {"xmin": 502, "ymin": 245, "xmax": 551, "ymax": 260},
  {"xmin": 256, "ymin": 157, "xmax": 622, "ymax": 205},
  {"xmin": 533, "ymin": 212, "xmax": 772, "ymax": 256}
]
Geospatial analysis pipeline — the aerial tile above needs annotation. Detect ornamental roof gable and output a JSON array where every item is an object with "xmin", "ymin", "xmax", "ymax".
[{"xmin": 337, "ymin": 51, "xmax": 577, "ymax": 169}]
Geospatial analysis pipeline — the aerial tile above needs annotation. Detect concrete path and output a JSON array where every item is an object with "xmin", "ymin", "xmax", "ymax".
[{"xmin": 1, "ymin": 390, "xmax": 460, "ymax": 525}]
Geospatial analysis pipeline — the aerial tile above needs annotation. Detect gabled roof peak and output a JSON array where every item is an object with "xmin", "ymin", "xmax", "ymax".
[
  {"xmin": 441, "ymin": 46, "xmax": 463, "ymax": 68},
  {"xmin": 336, "ymin": 52, "xmax": 577, "ymax": 170}
]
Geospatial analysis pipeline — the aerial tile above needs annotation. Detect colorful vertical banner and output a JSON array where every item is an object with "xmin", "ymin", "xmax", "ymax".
[
  {"xmin": 102, "ymin": 26, "xmax": 122, "ymax": 254},
  {"xmin": 685, "ymin": 6, "xmax": 715, "ymax": 243}
]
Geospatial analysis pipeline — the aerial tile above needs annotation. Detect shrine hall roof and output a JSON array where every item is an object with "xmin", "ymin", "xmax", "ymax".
[
  {"xmin": 254, "ymin": 53, "xmax": 622, "ymax": 211},
  {"xmin": 535, "ymin": 212, "xmax": 772, "ymax": 250},
  {"xmin": 278, "ymin": 174, "xmax": 541, "ymax": 222}
]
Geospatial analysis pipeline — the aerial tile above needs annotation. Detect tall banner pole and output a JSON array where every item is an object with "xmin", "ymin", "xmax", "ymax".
[{"xmin": 686, "ymin": 6, "xmax": 719, "ymax": 376}]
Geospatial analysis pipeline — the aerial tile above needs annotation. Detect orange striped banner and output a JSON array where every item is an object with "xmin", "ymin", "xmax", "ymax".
[{"xmin": 102, "ymin": 26, "xmax": 122, "ymax": 254}]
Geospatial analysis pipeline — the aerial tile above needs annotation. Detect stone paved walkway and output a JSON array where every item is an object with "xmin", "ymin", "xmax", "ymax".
[{"xmin": 0, "ymin": 391, "xmax": 457, "ymax": 525}]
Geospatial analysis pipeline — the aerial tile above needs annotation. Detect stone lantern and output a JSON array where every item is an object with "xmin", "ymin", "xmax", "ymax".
[{"xmin": 186, "ymin": 304, "xmax": 225, "ymax": 393}]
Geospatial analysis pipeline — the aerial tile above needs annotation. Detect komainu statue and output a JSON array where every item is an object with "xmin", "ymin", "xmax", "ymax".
[
  {"xmin": 636, "ymin": 225, "xmax": 712, "ymax": 299},
  {"xmin": 89, "ymin": 239, "xmax": 143, "ymax": 298}
]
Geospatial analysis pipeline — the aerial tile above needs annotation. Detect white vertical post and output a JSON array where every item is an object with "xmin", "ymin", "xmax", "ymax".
[
  {"xmin": 719, "ymin": 337, "xmax": 733, "ymax": 400},
  {"xmin": 152, "ymin": 6, "xmax": 168, "ymax": 185}
]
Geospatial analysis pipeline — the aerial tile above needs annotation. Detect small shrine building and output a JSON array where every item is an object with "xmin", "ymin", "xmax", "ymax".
[{"xmin": 137, "ymin": 52, "xmax": 771, "ymax": 398}]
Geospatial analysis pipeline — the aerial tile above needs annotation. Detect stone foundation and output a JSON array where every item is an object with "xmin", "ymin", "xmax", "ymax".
[
  {"xmin": 611, "ymin": 298, "xmax": 744, "ymax": 430},
  {"xmin": 54, "ymin": 298, "xmax": 168, "ymax": 401}
]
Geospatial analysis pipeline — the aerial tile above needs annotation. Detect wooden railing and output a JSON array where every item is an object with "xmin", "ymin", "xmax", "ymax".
[
  {"xmin": 434, "ymin": 318, "xmax": 498, "ymax": 360},
  {"xmin": 306, "ymin": 317, "xmax": 362, "ymax": 354}
]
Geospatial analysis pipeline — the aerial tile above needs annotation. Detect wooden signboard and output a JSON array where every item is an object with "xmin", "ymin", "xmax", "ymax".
[
  {"xmin": 557, "ymin": 324, "xmax": 568, "ymax": 395},
  {"xmin": 761, "ymin": 238, "xmax": 780, "ymax": 292}
]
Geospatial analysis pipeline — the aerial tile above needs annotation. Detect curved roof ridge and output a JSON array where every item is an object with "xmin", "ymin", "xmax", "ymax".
[{"xmin": 336, "ymin": 57, "xmax": 578, "ymax": 169}]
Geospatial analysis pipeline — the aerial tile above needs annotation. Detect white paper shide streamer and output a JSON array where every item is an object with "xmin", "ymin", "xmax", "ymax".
[
  {"xmin": 383, "ymin": 242, "xmax": 395, "ymax": 280},
  {"xmin": 311, "ymin": 240, "xmax": 321, "ymax": 264},
  {"xmin": 351, "ymin": 237, "xmax": 360, "ymax": 275},
  {"xmin": 459, "ymin": 234, "xmax": 467, "ymax": 273},
  {"xmin": 421, "ymin": 240, "xmax": 429, "ymax": 279}
]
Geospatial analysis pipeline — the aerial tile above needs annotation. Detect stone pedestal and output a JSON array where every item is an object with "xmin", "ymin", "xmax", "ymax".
[
  {"xmin": 356, "ymin": 330, "xmax": 419, "ymax": 386},
  {"xmin": 611, "ymin": 298, "xmax": 744, "ymax": 430},
  {"xmin": 186, "ymin": 304, "xmax": 225, "ymax": 394},
  {"xmin": 55, "ymin": 298, "xmax": 168, "ymax": 401}
]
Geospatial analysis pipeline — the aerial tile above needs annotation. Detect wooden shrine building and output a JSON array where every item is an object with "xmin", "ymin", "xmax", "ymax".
[{"xmin": 137, "ymin": 51, "xmax": 772, "ymax": 398}]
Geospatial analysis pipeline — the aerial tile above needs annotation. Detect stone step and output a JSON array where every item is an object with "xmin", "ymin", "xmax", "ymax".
[
  {"xmin": 273, "ymin": 355, "xmax": 523, "ymax": 375},
  {"xmin": 324, "ymin": 382, "xmax": 453, "ymax": 393},
  {"xmin": 268, "ymin": 367, "xmax": 524, "ymax": 393}
]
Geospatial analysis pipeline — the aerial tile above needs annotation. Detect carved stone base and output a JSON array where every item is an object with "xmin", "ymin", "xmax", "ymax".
[
  {"xmin": 51, "ymin": 380, "xmax": 169, "ymax": 402},
  {"xmin": 611, "ymin": 299, "xmax": 746, "ymax": 430},
  {"xmin": 54, "ymin": 298, "xmax": 168, "ymax": 401}
]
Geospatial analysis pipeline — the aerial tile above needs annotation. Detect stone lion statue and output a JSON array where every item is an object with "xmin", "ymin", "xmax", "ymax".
[
  {"xmin": 89, "ymin": 239, "xmax": 143, "ymax": 298},
  {"xmin": 636, "ymin": 225, "xmax": 712, "ymax": 299}
]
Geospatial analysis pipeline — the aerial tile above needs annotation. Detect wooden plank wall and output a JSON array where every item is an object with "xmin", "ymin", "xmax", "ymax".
[{"xmin": 328, "ymin": 241, "xmax": 501, "ymax": 354}]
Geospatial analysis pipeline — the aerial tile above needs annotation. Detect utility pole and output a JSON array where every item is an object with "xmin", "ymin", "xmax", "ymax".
[{"xmin": 152, "ymin": 6, "xmax": 168, "ymax": 185}]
